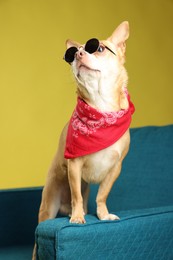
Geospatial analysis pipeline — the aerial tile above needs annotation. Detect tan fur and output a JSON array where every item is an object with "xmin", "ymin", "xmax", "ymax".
[{"xmin": 32, "ymin": 21, "xmax": 131, "ymax": 259}]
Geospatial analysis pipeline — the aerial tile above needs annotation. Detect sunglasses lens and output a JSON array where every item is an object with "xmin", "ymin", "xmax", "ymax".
[
  {"xmin": 64, "ymin": 46, "xmax": 78, "ymax": 62},
  {"xmin": 85, "ymin": 38, "xmax": 99, "ymax": 54},
  {"xmin": 64, "ymin": 38, "xmax": 103, "ymax": 62}
]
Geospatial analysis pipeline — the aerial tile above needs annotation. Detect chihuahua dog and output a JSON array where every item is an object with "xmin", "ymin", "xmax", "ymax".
[{"xmin": 33, "ymin": 20, "xmax": 135, "ymax": 260}]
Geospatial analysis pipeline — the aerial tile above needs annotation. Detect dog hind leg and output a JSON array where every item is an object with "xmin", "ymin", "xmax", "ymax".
[
  {"xmin": 38, "ymin": 170, "xmax": 63, "ymax": 222},
  {"xmin": 81, "ymin": 180, "xmax": 90, "ymax": 215},
  {"xmin": 32, "ymin": 169, "xmax": 64, "ymax": 260}
]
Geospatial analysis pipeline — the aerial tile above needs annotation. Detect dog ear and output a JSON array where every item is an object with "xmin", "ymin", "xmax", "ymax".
[
  {"xmin": 66, "ymin": 39, "xmax": 81, "ymax": 49},
  {"xmin": 107, "ymin": 21, "xmax": 129, "ymax": 54}
]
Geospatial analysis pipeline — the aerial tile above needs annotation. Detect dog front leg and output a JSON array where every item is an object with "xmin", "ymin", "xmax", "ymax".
[
  {"xmin": 96, "ymin": 160, "xmax": 122, "ymax": 221},
  {"xmin": 68, "ymin": 158, "xmax": 86, "ymax": 224}
]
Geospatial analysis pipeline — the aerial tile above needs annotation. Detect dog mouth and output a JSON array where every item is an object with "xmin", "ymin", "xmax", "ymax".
[{"xmin": 78, "ymin": 63, "xmax": 100, "ymax": 72}]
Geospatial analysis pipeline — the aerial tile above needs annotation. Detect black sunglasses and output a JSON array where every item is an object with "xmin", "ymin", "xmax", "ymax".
[{"xmin": 64, "ymin": 38, "xmax": 116, "ymax": 63}]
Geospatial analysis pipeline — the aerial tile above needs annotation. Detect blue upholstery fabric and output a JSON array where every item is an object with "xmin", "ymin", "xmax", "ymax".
[
  {"xmin": 0, "ymin": 187, "xmax": 42, "ymax": 247},
  {"xmin": 36, "ymin": 207, "xmax": 173, "ymax": 260},
  {"xmin": 0, "ymin": 188, "xmax": 42, "ymax": 259},
  {"xmin": 0, "ymin": 245, "xmax": 33, "ymax": 260},
  {"xmin": 35, "ymin": 125, "xmax": 173, "ymax": 259}
]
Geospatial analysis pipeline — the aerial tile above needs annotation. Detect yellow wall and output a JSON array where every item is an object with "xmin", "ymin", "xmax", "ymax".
[{"xmin": 0, "ymin": 0, "xmax": 173, "ymax": 189}]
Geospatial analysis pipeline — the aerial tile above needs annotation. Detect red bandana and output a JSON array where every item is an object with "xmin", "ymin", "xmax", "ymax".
[{"xmin": 64, "ymin": 93, "xmax": 135, "ymax": 159}]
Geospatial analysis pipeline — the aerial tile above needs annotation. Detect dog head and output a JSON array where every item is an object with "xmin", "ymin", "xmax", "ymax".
[{"xmin": 64, "ymin": 21, "xmax": 130, "ymax": 111}]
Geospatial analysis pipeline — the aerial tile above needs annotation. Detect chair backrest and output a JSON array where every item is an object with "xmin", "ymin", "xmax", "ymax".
[
  {"xmin": 1, "ymin": 126, "xmax": 173, "ymax": 246},
  {"xmin": 88, "ymin": 125, "xmax": 173, "ymax": 214},
  {"xmin": 0, "ymin": 187, "xmax": 42, "ymax": 247}
]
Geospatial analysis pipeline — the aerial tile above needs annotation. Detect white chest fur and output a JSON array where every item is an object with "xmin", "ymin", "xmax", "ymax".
[{"xmin": 81, "ymin": 130, "xmax": 130, "ymax": 184}]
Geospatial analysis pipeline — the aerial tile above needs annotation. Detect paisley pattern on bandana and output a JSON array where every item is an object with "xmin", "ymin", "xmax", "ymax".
[
  {"xmin": 64, "ymin": 93, "xmax": 135, "ymax": 159},
  {"xmin": 71, "ymin": 99, "xmax": 129, "ymax": 138}
]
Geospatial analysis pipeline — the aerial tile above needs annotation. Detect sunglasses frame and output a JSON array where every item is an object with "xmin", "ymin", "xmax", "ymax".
[{"xmin": 64, "ymin": 38, "xmax": 116, "ymax": 63}]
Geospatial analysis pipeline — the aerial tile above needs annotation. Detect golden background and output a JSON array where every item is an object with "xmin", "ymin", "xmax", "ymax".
[{"xmin": 0, "ymin": 0, "xmax": 172, "ymax": 188}]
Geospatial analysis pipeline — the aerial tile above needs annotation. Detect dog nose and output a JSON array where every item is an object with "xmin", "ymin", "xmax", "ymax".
[{"xmin": 76, "ymin": 50, "xmax": 85, "ymax": 60}]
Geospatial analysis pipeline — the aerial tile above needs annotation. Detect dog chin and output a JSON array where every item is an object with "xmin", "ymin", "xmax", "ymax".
[
  {"xmin": 78, "ymin": 63, "xmax": 100, "ymax": 76},
  {"xmin": 79, "ymin": 64, "xmax": 100, "ymax": 72},
  {"xmin": 79, "ymin": 64, "xmax": 96, "ymax": 71},
  {"xmin": 76, "ymin": 68, "xmax": 100, "ymax": 83}
]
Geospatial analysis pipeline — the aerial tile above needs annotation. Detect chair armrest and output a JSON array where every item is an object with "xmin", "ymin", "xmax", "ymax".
[{"xmin": 35, "ymin": 206, "xmax": 173, "ymax": 259}]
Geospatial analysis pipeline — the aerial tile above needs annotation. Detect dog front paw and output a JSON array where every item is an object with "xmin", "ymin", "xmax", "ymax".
[
  {"xmin": 70, "ymin": 215, "xmax": 86, "ymax": 224},
  {"xmin": 100, "ymin": 213, "xmax": 120, "ymax": 221}
]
